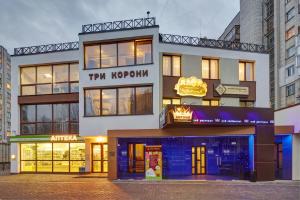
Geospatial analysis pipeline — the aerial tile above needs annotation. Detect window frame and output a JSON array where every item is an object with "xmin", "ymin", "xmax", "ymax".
[
  {"xmin": 286, "ymin": 83, "xmax": 295, "ymax": 97},
  {"xmin": 84, "ymin": 38, "xmax": 153, "ymax": 70},
  {"xmin": 162, "ymin": 98, "xmax": 181, "ymax": 107},
  {"xmin": 285, "ymin": 26, "xmax": 295, "ymax": 41},
  {"xmin": 239, "ymin": 61, "xmax": 255, "ymax": 81},
  {"xmin": 202, "ymin": 99, "xmax": 220, "ymax": 106},
  {"xmin": 84, "ymin": 85, "xmax": 153, "ymax": 117},
  {"xmin": 162, "ymin": 55, "xmax": 181, "ymax": 77},
  {"xmin": 286, "ymin": 7, "xmax": 295, "ymax": 22},
  {"xmin": 20, "ymin": 63, "xmax": 79, "ymax": 96},
  {"xmin": 201, "ymin": 58, "xmax": 220, "ymax": 79},
  {"xmin": 20, "ymin": 103, "xmax": 79, "ymax": 135},
  {"xmin": 286, "ymin": 45, "xmax": 296, "ymax": 59}
]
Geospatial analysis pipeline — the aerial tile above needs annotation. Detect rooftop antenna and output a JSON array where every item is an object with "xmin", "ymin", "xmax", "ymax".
[{"xmin": 147, "ymin": 11, "xmax": 150, "ymax": 18}]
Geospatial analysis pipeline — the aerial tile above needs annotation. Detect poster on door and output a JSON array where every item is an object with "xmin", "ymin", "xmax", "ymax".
[{"xmin": 145, "ymin": 145, "xmax": 162, "ymax": 180}]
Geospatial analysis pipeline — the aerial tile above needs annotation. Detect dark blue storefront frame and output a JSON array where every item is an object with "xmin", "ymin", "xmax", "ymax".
[{"xmin": 117, "ymin": 135, "xmax": 254, "ymax": 180}]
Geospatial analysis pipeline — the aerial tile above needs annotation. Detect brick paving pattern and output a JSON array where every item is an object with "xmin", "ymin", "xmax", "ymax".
[{"xmin": 0, "ymin": 174, "xmax": 299, "ymax": 200}]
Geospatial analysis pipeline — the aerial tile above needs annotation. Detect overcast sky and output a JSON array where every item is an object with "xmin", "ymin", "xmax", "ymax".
[{"xmin": 0, "ymin": 0, "xmax": 239, "ymax": 54}]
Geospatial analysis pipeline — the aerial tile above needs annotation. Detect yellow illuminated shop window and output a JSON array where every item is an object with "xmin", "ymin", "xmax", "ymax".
[
  {"xmin": 21, "ymin": 143, "xmax": 37, "ymax": 172},
  {"xmin": 53, "ymin": 143, "xmax": 69, "ymax": 172},
  {"xmin": 37, "ymin": 143, "xmax": 52, "ymax": 172},
  {"xmin": 92, "ymin": 144, "xmax": 108, "ymax": 173},
  {"xmin": 70, "ymin": 143, "xmax": 86, "ymax": 172}
]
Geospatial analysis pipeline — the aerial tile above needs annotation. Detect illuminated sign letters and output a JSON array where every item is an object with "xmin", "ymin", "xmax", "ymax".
[
  {"xmin": 174, "ymin": 76, "xmax": 207, "ymax": 97},
  {"xmin": 172, "ymin": 106, "xmax": 193, "ymax": 122},
  {"xmin": 50, "ymin": 135, "xmax": 78, "ymax": 142}
]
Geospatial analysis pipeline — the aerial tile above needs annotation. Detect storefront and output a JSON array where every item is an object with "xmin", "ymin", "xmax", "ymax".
[
  {"xmin": 9, "ymin": 135, "xmax": 108, "ymax": 173},
  {"xmin": 108, "ymin": 105, "xmax": 275, "ymax": 181}
]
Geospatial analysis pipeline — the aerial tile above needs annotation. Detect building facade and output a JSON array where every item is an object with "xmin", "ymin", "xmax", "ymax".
[
  {"xmin": 0, "ymin": 46, "xmax": 11, "ymax": 143},
  {"xmin": 10, "ymin": 16, "xmax": 292, "ymax": 181}
]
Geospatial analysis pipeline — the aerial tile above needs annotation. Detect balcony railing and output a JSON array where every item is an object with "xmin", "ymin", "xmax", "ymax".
[
  {"xmin": 81, "ymin": 17, "xmax": 156, "ymax": 34},
  {"xmin": 14, "ymin": 41, "xmax": 79, "ymax": 56},
  {"xmin": 159, "ymin": 33, "xmax": 267, "ymax": 53}
]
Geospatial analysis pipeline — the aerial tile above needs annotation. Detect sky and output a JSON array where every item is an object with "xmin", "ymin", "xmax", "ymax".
[{"xmin": 0, "ymin": 0, "xmax": 239, "ymax": 54}]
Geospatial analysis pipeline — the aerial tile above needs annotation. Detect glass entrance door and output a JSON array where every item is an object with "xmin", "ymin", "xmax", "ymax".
[
  {"xmin": 92, "ymin": 143, "xmax": 108, "ymax": 173},
  {"xmin": 128, "ymin": 144, "xmax": 145, "ymax": 173},
  {"xmin": 192, "ymin": 146, "xmax": 206, "ymax": 175}
]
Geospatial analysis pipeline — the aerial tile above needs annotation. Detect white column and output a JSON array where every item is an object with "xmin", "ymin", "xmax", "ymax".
[
  {"xmin": 10, "ymin": 143, "xmax": 19, "ymax": 173},
  {"xmin": 292, "ymin": 134, "xmax": 300, "ymax": 180}
]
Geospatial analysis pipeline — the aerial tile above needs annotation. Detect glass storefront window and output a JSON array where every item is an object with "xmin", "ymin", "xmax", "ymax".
[
  {"xmin": 101, "ymin": 44, "xmax": 117, "ymax": 68},
  {"xmin": 70, "ymin": 83, "xmax": 79, "ymax": 93},
  {"xmin": 21, "ymin": 85, "xmax": 35, "ymax": 95},
  {"xmin": 36, "ymin": 84, "xmax": 52, "ymax": 95},
  {"xmin": 53, "ymin": 143, "xmax": 69, "ymax": 160},
  {"xmin": 85, "ymin": 45, "xmax": 100, "ymax": 69},
  {"xmin": 37, "ymin": 105, "xmax": 52, "ymax": 122},
  {"xmin": 20, "ymin": 143, "xmax": 85, "ymax": 173},
  {"xmin": 21, "ymin": 144, "xmax": 36, "ymax": 160},
  {"xmin": 118, "ymin": 42, "xmax": 134, "ymax": 66},
  {"xmin": 102, "ymin": 89, "xmax": 117, "ymax": 115},
  {"xmin": 70, "ymin": 143, "xmax": 85, "ymax": 160},
  {"xmin": 70, "ymin": 64, "xmax": 79, "ymax": 82},
  {"xmin": 92, "ymin": 144, "xmax": 108, "ymax": 173},
  {"xmin": 53, "ymin": 104, "xmax": 69, "ymax": 134},
  {"xmin": 53, "ymin": 83, "xmax": 69, "ymax": 93},
  {"xmin": 21, "ymin": 105, "xmax": 36, "ymax": 122}
]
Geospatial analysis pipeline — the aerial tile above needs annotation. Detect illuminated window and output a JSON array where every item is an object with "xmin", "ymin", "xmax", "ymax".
[
  {"xmin": 84, "ymin": 39, "xmax": 152, "ymax": 69},
  {"xmin": 163, "ymin": 98, "xmax": 181, "ymax": 107},
  {"xmin": 286, "ymin": 27, "xmax": 295, "ymax": 40},
  {"xmin": 85, "ymin": 86, "xmax": 153, "ymax": 116},
  {"xmin": 21, "ymin": 143, "xmax": 36, "ymax": 172},
  {"xmin": 240, "ymin": 101, "xmax": 254, "ymax": 107},
  {"xmin": 163, "ymin": 55, "xmax": 181, "ymax": 76},
  {"xmin": 239, "ymin": 62, "xmax": 255, "ymax": 81},
  {"xmin": 202, "ymin": 100, "xmax": 219, "ymax": 106},
  {"xmin": 92, "ymin": 144, "xmax": 108, "ymax": 173},
  {"xmin": 202, "ymin": 59, "xmax": 219, "ymax": 79},
  {"xmin": 20, "ymin": 63, "xmax": 79, "ymax": 96}
]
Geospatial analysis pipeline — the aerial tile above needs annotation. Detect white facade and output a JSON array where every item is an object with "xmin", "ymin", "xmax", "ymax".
[{"xmin": 275, "ymin": 104, "xmax": 300, "ymax": 180}]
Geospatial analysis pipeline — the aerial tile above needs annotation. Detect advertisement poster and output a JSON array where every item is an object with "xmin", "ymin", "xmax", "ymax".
[{"xmin": 145, "ymin": 145, "xmax": 162, "ymax": 180}]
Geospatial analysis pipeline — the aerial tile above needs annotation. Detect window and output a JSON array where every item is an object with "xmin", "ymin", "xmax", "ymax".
[
  {"xmin": 240, "ymin": 101, "xmax": 254, "ymax": 107},
  {"xmin": 286, "ymin": 84, "xmax": 295, "ymax": 96},
  {"xmin": 286, "ymin": 7, "xmax": 295, "ymax": 22},
  {"xmin": 285, "ymin": 0, "xmax": 291, "ymax": 4},
  {"xmin": 286, "ymin": 27, "xmax": 295, "ymax": 40},
  {"xmin": 84, "ymin": 39, "xmax": 152, "ymax": 69},
  {"xmin": 163, "ymin": 98, "xmax": 181, "ymax": 107},
  {"xmin": 85, "ymin": 45, "xmax": 100, "ymax": 69},
  {"xmin": 20, "ymin": 63, "xmax": 79, "ymax": 96},
  {"xmin": 286, "ymin": 45, "xmax": 295, "ymax": 58},
  {"xmin": 239, "ymin": 62, "xmax": 255, "ymax": 81},
  {"xmin": 202, "ymin": 100, "xmax": 219, "ymax": 106},
  {"xmin": 162, "ymin": 55, "xmax": 181, "ymax": 76},
  {"xmin": 286, "ymin": 65, "xmax": 295, "ymax": 77},
  {"xmin": 84, "ymin": 85, "xmax": 153, "ymax": 116},
  {"xmin": 20, "ymin": 143, "xmax": 85, "ymax": 173},
  {"xmin": 92, "ymin": 143, "xmax": 108, "ymax": 173},
  {"xmin": 202, "ymin": 59, "xmax": 219, "ymax": 79},
  {"xmin": 20, "ymin": 103, "xmax": 79, "ymax": 135}
]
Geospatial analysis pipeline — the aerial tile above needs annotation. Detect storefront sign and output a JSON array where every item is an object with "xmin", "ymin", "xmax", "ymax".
[
  {"xmin": 215, "ymin": 84, "xmax": 249, "ymax": 96},
  {"xmin": 50, "ymin": 135, "xmax": 78, "ymax": 142},
  {"xmin": 9, "ymin": 135, "xmax": 84, "ymax": 143},
  {"xmin": 174, "ymin": 76, "xmax": 207, "ymax": 97},
  {"xmin": 145, "ymin": 145, "xmax": 162, "ymax": 180},
  {"xmin": 173, "ymin": 106, "xmax": 193, "ymax": 123},
  {"xmin": 89, "ymin": 69, "xmax": 148, "ymax": 81}
]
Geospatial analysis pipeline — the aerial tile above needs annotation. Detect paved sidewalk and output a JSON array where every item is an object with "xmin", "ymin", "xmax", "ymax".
[{"xmin": 0, "ymin": 174, "xmax": 299, "ymax": 200}]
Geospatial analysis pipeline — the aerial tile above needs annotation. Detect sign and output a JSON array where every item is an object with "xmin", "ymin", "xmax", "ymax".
[
  {"xmin": 9, "ymin": 135, "xmax": 84, "ymax": 143},
  {"xmin": 173, "ymin": 106, "xmax": 193, "ymax": 123},
  {"xmin": 50, "ymin": 135, "xmax": 77, "ymax": 142},
  {"xmin": 215, "ymin": 84, "xmax": 249, "ymax": 96},
  {"xmin": 89, "ymin": 69, "xmax": 148, "ymax": 81},
  {"xmin": 145, "ymin": 145, "xmax": 162, "ymax": 180},
  {"xmin": 174, "ymin": 76, "xmax": 207, "ymax": 97}
]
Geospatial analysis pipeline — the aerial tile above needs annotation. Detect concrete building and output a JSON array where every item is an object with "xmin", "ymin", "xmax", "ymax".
[
  {"xmin": 0, "ymin": 46, "xmax": 11, "ymax": 143},
  {"xmin": 10, "ymin": 16, "xmax": 292, "ymax": 181}
]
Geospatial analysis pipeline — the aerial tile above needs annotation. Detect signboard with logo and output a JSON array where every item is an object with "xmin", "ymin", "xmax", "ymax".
[
  {"xmin": 145, "ymin": 145, "xmax": 162, "ymax": 180},
  {"xmin": 172, "ymin": 106, "xmax": 193, "ymax": 123},
  {"xmin": 174, "ymin": 76, "xmax": 207, "ymax": 97},
  {"xmin": 215, "ymin": 84, "xmax": 249, "ymax": 96}
]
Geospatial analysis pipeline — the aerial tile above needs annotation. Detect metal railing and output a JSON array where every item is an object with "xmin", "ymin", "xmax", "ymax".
[
  {"xmin": 0, "ymin": 143, "xmax": 10, "ymax": 175},
  {"xmin": 159, "ymin": 33, "xmax": 267, "ymax": 53},
  {"xmin": 14, "ymin": 41, "xmax": 79, "ymax": 56},
  {"xmin": 81, "ymin": 17, "xmax": 156, "ymax": 33}
]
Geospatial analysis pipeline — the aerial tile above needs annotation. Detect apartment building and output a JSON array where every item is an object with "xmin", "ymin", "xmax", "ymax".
[
  {"xmin": 0, "ymin": 46, "xmax": 11, "ymax": 143},
  {"xmin": 10, "ymin": 16, "xmax": 297, "ymax": 181}
]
